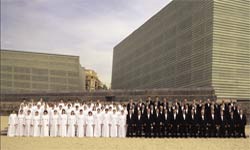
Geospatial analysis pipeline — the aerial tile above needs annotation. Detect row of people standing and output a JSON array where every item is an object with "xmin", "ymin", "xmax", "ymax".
[
  {"xmin": 126, "ymin": 97, "xmax": 247, "ymax": 138},
  {"xmin": 8, "ymin": 101, "xmax": 128, "ymax": 138}
]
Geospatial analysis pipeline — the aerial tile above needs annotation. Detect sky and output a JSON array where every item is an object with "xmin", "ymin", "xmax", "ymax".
[{"xmin": 1, "ymin": 0, "xmax": 172, "ymax": 87}]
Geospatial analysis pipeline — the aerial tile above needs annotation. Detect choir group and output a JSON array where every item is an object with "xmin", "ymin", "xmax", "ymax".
[{"xmin": 7, "ymin": 97, "xmax": 247, "ymax": 138}]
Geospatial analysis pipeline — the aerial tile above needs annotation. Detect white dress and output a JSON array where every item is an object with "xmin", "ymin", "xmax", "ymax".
[
  {"xmin": 67, "ymin": 115, "xmax": 76, "ymax": 137},
  {"xmin": 16, "ymin": 114, "xmax": 25, "ymax": 136},
  {"xmin": 76, "ymin": 114, "xmax": 85, "ymax": 137},
  {"xmin": 50, "ymin": 114, "xmax": 59, "ymax": 137},
  {"xmin": 40, "ymin": 115, "xmax": 49, "ymax": 137},
  {"xmin": 102, "ymin": 113, "xmax": 110, "ymax": 137},
  {"xmin": 94, "ymin": 113, "xmax": 102, "ymax": 137},
  {"xmin": 7, "ymin": 114, "xmax": 17, "ymax": 137},
  {"xmin": 86, "ymin": 116, "xmax": 94, "ymax": 137},
  {"xmin": 110, "ymin": 113, "xmax": 118, "ymax": 137},
  {"xmin": 24, "ymin": 114, "xmax": 32, "ymax": 136},
  {"xmin": 59, "ymin": 114, "xmax": 67, "ymax": 137},
  {"xmin": 118, "ymin": 114, "xmax": 127, "ymax": 138},
  {"xmin": 32, "ymin": 115, "xmax": 41, "ymax": 137}
]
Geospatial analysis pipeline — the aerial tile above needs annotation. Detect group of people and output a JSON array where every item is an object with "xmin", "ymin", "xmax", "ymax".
[
  {"xmin": 126, "ymin": 97, "xmax": 247, "ymax": 138},
  {"xmin": 7, "ymin": 97, "xmax": 247, "ymax": 138},
  {"xmin": 8, "ymin": 98, "xmax": 127, "ymax": 138}
]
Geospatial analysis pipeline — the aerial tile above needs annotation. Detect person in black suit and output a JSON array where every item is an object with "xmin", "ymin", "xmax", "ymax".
[
  {"xmin": 164, "ymin": 108, "xmax": 172, "ymax": 137},
  {"xmin": 153, "ymin": 109, "xmax": 164, "ymax": 137},
  {"xmin": 198, "ymin": 110, "xmax": 207, "ymax": 137},
  {"xmin": 188, "ymin": 109, "xmax": 198, "ymax": 137},
  {"xmin": 218, "ymin": 110, "xmax": 227, "ymax": 137},
  {"xmin": 127, "ymin": 98, "xmax": 135, "ymax": 112},
  {"xmin": 135, "ymin": 111, "xmax": 144, "ymax": 137},
  {"xmin": 144, "ymin": 108, "xmax": 153, "ymax": 138},
  {"xmin": 171, "ymin": 109, "xmax": 180, "ymax": 137},
  {"xmin": 237, "ymin": 109, "xmax": 246, "ymax": 138},
  {"xmin": 126, "ymin": 109, "xmax": 135, "ymax": 137},
  {"xmin": 179, "ymin": 110, "xmax": 188, "ymax": 137},
  {"xmin": 205, "ymin": 99, "xmax": 212, "ymax": 118},
  {"xmin": 207, "ymin": 110, "xmax": 217, "ymax": 137},
  {"xmin": 228, "ymin": 111, "xmax": 236, "ymax": 137}
]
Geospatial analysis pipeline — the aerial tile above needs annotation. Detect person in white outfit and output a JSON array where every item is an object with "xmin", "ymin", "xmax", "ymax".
[
  {"xmin": 7, "ymin": 111, "xmax": 17, "ymax": 137},
  {"xmin": 31, "ymin": 111, "xmax": 40, "ymax": 137},
  {"xmin": 94, "ymin": 108, "xmax": 102, "ymax": 137},
  {"xmin": 118, "ymin": 110, "xmax": 127, "ymax": 138},
  {"xmin": 110, "ymin": 109, "xmax": 118, "ymax": 137},
  {"xmin": 40, "ymin": 110, "xmax": 49, "ymax": 137},
  {"xmin": 16, "ymin": 110, "xmax": 25, "ymax": 136},
  {"xmin": 67, "ymin": 111, "xmax": 76, "ymax": 137},
  {"xmin": 50, "ymin": 110, "xmax": 59, "ymax": 137},
  {"xmin": 59, "ymin": 109, "xmax": 67, "ymax": 137},
  {"xmin": 102, "ymin": 109, "xmax": 110, "ymax": 137},
  {"xmin": 76, "ymin": 109, "xmax": 85, "ymax": 137},
  {"xmin": 86, "ymin": 111, "xmax": 94, "ymax": 137},
  {"xmin": 24, "ymin": 110, "xmax": 32, "ymax": 136}
]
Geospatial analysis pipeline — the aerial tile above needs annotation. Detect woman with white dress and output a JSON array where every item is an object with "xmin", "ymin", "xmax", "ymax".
[
  {"xmin": 102, "ymin": 109, "xmax": 110, "ymax": 137},
  {"xmin": 40, "ymin": 110, "xmax": 49, "ymax": 137},
  {"xmin": 118, "ymin": 110, "xmax": 127, "ymax": 138},
  {"xmin": 67, "ymin": 111, "xmax": 76, "ymax": 137},
  {"xmin": 94, "ymin": 108, "xmax": 102, "ymax": 137},
  {"xmin": 50, "ymin": 110, "xmax": 59, "ymax": 137},
  {"xmin": 24, "ymin": 110, "xmax": 32, "ymax": 136},
  {"xmin": 7, "ymin": 111, "xmax": 17, "ymax": 137},
  {"xmin": 59, "ymin": 109, "xmax": 67, "ymax": 137},
  {"xmin": 16, "ymin": 110, "xmax": 25, "ymax": 136},
  {"xmin": 76, "ymin": 109, "xmax": 85, "ymax": 137},
  {"xmin": 86, "ymin": 111, "xmax": 95, "ymax": 137},
  {"xmin": 110, "ymin": 109, "xmax": 118, "ymax": 137},
  {"xmin": 31, "ymin": 111, "xmax": 40, "ymax": 137}
]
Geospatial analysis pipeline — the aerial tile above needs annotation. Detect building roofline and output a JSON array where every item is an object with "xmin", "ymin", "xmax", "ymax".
[{"xmin": 0, "ymin": 49, "xmax": 79, "ymax": 58}]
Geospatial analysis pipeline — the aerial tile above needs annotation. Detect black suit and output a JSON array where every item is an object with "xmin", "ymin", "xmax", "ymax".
[
  {"xmin": 144, "ymin": 113, "xmax": 153, "ymax": 137},
  {"xmin": 237, "ymin": 114, "xmax": 246, "ymax": 137},
  {"xmin": 171, "ymin": 113, "xmax": 180, "ymax": 137},
  {"xmin": 135, "ymin": 115, "xmax": 144, "ymax": 137},
  {"xmin": 188, "ymin": 114, "xmax": 198, "ymax": 137},
  {"xmin": 179, "ymin": 113, "xmax": 188, "ymax": 137},
  {"xmin": 228, "ymin": 115, "xmax": 236, "ymax": 137},
  {"xmin": 218, "ymin": 115, "xmax": 227, "ymax": 137},
  {"xmin": 126, "ymin": 113, "xmax": 135, "ymax": 137},
  {"xmin": 153, "ymin": 113, "xmax": 164, "ymax": 137},
  {"xmin": 164, "ymin": 112, "xmax": 172, "ymax": 137},
  {"xmin": 198, "ymin": 115, "xmax": 207, "ymax": 137},
  {"xmin": 207, "ymin": 114, "xmax": 217, "ymax": 137}
]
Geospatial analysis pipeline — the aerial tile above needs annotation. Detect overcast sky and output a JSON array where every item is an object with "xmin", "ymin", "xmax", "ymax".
[{"xmin": 1, "ymin": 0, "xmax": 172, "ymax": 87}]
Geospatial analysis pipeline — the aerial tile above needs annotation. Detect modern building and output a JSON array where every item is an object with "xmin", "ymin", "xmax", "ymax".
[
  {"xmin": 0, "ymin": 49, "xmax": 86, "ymax": 93},
  {"xmin": 85, "ymin": 68, "xmax": 105, "ymax": 91},
  {"xmin": 111, "ymin": 0, "xmax": 250, "ymax": 100}
]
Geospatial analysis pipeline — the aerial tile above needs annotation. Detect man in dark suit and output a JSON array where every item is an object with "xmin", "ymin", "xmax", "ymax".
[
  {"xmin": 135, "ymin": 111, "xmax": 144, "ymax": 137},
  {"xmin": 207, "ymin": 110, "xmax": 217, "ymax": 137},
  {"xmin": 153, "ymin": 109, "xmax": 164, "ymax": 137},
  {"xmin": 228, "ymin": 111, "xmax": 236, "ymax": 137},
  {"xmin": 171, "ymin": 109, "xmax": 180, "ymax": 137},
  {"xmin": 237, "ymin": 109, "xmax": 246, "ymax": 138},
  {"xmin": 126, "ymin": 109, "xmax": 135, "ymax": 137},
  {"xmin": 127, "ymin": 98, "xmax": 135, "ymax": 112},
  {"xmin": 144, "ymin": 108, "xmax": 153, "ymax": 138},
  {"xmin": 218, "ymin": 110, "xmax": 227, "ymax": 137},
  {"xmin": 179, "ymin": 110, "xmax": 188, "ymax": 137},
  {"xmin": 188, "ymin": 109, "xmax": 198, "ymax": 137},
  {"xmin": 164, "ymin": 109, "xmax": 172, "ymax": 137},
  {"xmin": 198, "ymin": 110, "xmax": 207, "ymax": 137}
]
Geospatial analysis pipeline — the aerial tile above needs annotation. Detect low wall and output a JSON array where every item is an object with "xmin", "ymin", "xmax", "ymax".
[{"xmin": 1, "ymin": 88, "xmax": 249, "ymax": 124}]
